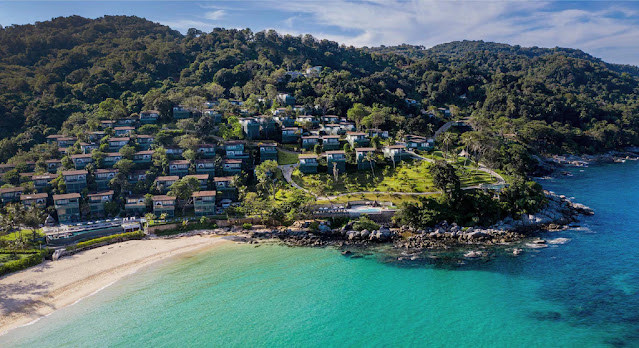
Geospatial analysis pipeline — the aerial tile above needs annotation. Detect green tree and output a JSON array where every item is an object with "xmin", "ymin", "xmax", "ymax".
[
  {"xmin": 168, "ymin": 176, "xmax": 200, "ymax": 215},
  {"xmin": 430, "ymin": 160, "xmax": 461, "ymax": 202},
  {"xmin": 347, "ymin": 103, "xmax": 370, "ymax": 131},
  {"xmin": 254, "ymin": 160, "xmax": 280, "ymax": 199}
]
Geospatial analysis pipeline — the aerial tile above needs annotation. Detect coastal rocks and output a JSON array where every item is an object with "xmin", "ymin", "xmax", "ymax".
[
  {"xmin": 344, "ymin": 227, "xmax": 392, "ymax": 243},
  {"xmin": 490, "ymin": 192, "xmax": 591, "ymax": 233},
  {"xmin": 547, "ymin": 150, "xmax": 639, "ymax": 168},
  {"xmin": 464, "ymin": 250, "xmax": 482, "ymax": 258},
  {"xmin": 254, "ymin": 191, "xmax": 591, "ymax": 254},
  {"xmin": 571, "ymin": 203, "xmax": 594, "ymax": 216}
]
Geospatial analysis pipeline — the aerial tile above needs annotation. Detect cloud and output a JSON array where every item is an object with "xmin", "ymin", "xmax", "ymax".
[
  {"xmin": 263, "ymin": 0, "xmax": 639, "ymax": 65},
  {"xmin": 156, "ymin": 19, "xmax": 218, "ymax": 33},
  {"xmin": 204, "ymin": 10, "xmax": 226, "ymax": 21}
]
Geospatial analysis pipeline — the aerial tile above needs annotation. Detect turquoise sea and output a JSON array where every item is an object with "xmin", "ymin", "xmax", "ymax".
[{"xmin": 2, "ymin": 162, "xmax": 639, "ymax": 347}]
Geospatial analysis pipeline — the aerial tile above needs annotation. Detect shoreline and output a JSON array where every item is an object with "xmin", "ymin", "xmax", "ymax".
[
  {"xmin": 245, "ymin": 191, "xmax": 593, "ymax": 253},
  {"xmin": 544, "ymin": 148, "xmax": 639, "ymax": 168},
  {"xmin": 0, "ymin": 235, "xmax": 232, "ymax": 335}
]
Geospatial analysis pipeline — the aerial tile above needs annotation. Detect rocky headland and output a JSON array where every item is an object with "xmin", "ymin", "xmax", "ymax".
[{"xmin": 244, "ymin": 192, "xmax": 593, "ymax": 253}]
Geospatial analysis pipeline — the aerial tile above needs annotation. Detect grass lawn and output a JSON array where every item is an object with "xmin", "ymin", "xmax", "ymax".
[
  {"xmin": 316, "ymin": 193, "xmax": 427, "ymax": 205},
  {"xmin": 0, "ymin": 229, "xmax": 44, "ymax": 242},
  {"xmin": 293, "ymin": 160, "xmax": 497, "ymax": 195},
  {"xmin": 0, "ymin": 253, "xmax": 32, "ymax": 263},
  {"xmin": 277, "ymin": 149, "xmax": 299, "ymax": 165},
  {"xmin": 419, "ymin": 150, "xmax": 472, "ymax": 166}
]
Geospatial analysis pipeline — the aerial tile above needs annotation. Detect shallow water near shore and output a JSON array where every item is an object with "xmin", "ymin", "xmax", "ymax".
[{"xmin": 2, "ymin": 162, "xmax": 639, "ymax": 347}]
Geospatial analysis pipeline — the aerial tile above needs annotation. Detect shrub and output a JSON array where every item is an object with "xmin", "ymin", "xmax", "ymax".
[
  {"xmin": 242, "ymin": 223, "xmax": 252, "ymax": 230},
  {"xmin": 66, "ymin": 231, "xmax": 145, "ymax": 251},
  {"xmin": 352, "ymin": 216, "xmax": 380, "ymax": 231},
  {"xmin": 0, "ymin": 250, "xmax": 49, "ymax": 277}
]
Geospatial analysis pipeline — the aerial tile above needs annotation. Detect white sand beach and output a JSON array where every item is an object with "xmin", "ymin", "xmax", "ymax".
[{"xmin": 0, "ymin": 235, "xmax": 230, "ymax": 334}]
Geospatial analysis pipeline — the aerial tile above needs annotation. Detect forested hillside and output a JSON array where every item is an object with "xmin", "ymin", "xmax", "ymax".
[{"xmin": 1, "ymin": 16, "xmax": 639, "ymax": 167}]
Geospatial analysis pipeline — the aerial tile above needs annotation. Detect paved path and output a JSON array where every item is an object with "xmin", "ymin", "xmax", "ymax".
[
  {"xmin": 279, "ymin": 163, "xmax": 304, "ymax": 191},
  {"xmin": 433, "ymin": 121, "xmax": 454, "ymax": 139}
]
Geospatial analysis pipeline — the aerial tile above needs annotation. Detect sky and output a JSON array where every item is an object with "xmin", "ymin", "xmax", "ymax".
[{"xmin": 1, "ymin": 1, "xmax": 639, "ymax": 66}]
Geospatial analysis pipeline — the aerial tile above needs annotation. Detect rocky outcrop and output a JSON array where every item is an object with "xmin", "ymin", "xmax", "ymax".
[
  {"xmin": 491, "ymin": 192, "xmax": 592, "ymax": 232},
  {"xmin": 546, "ymin": 149, "xmax": 639, "ymax": 168},
  {"xmin": 247, "ymin": 192, "xmax": 592, "ymax": 252}
]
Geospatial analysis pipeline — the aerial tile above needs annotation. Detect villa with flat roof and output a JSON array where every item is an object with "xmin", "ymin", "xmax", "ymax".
[
  {"xmin": 169, "ymin": 160, "xmax": 190, "ymax": 177},
  {"xmin": 152, "ymin": 195, "xmax": 176, "ymax": 218},
  {"xmin": 114, "ymin": 126, "xmax": 134, "ymax": 137},
  {"xmin": 155, "ymin": 176, "xmax": 179, "ymax": 194},
  {"xmin": 95, "ymin": 169, "xmax": 118, "ymax": 191},
  {"xmin": 70, "ymin": 154, "xmax": 94, "ymax": 169},
  {"xmin": 214, "ymin": 176, "xmax": 237, "ymax": 201},
  {"xmin": 320, "ymin": 124, "xmax": 341, "ymax": 135},
  {"xmin": 125, "ymin": 196, "xmax": 147, "ymax": 216},
  {"xmin": 79, "ymin": 142, "xmax": 98, "ymax": 154},
  {"xmin": 108, "ymin": 137, "xmax": 129, "ymax": 152},
  {"xmin": 193, "ymin": 191, "xmax": 217, "ymax": 217},
  {"xmin": 196, "ymin": 144, "xmax": 216, "ymax": 159},
  {"xmin": 173, "ymin": 105, "xmax": 192, "ymax": 119},
  {"xmin": 273, "ymin": 115, "xmax": 296, "ymax": 127},
  {"xmin": 62, "ymin": 170, "xmax": 87, "ymax": 193},
  {"xmin": 302, "ymin": 136, "xmax": 320, "ymax": 150},
  {"xmin": 53, "ymin": 193, "xmax": 81, "ymax": 223},
  {"xmin": 20, "ymin": 192, "xmax": 48, "ymax": 209},
  {"xmin": 321, "ymin": 115, "xmax": 340, "ymax": 124},
  {"xmin": 239, "ymin": 117, "xmax": 260, "ymax": 139},
  {"xmin": 115, "ymin": 117, "xmax": 137, "ymax": 126},
  {"xmin": 325, "ymin": 150, "xmax": 347, "ymax": 175},
  {"xmin": 346, "ymin": 132, "xmax": 370, "ymax": 148},
  {"xmin": 259, "ymin": 143, "xmax": 278, "ymax": 163},
  {"xmin": 222, "ymin": 159, "xmax": 242, "ymax": 175},
  {"xmin": 404, "ymin": 135, "xmax": 434, "ymax": 151},
  {"xmin": 165, "ymin": 147, "xmax": 184, "ymax": 159},
  {"xmin": 99, "ymin": 120, "xmax": 115, "ymax": 129},
  {"xmin": 299, "ymin": 154, "xmax": 319, "ymax": 174},
  {"xmin": 322, "ymin": 135, "xmax": 341, "ymax": 150},
  {"xmin": 127, "ymin": 170, "xmax": 147, "ymax": 185},
  {"xmin": 56, "ymin": 137, "xmax": 77, "ymax": 148},
  {"xmin": 282, "ymin": 127, "xmax": 301, "ymax": 144},
  {"xmin": 33, "ymin": 174, "xmax": 55, "ymax": 192},
  {"xmin": 0, "ymin": 163, "xmax": 16, "ymax": 175},
  {"xmin": 133, "ymin": 150, "xmax": 154, "ymax": 167},
  {"xmin": 0, "ymin": 187, "xmax": 24, "ymax": 204},
  {"xmin": 355, "ymin": 148, "xmax": 376, "ymax": 171},
  {"xmin": 194, "ymin": 159, "xmax": 216, "ymax": 176},
  {"xmin": 202, "ymin": 109, "xmax": 222, "ymax": 124},
  {"xmin": 136, "ymin": 135, "xmax": 154, "ymax": 150},
  {"xmin": 46, "ymin": 159, "xmax": 62, "ymax": 173},
  {"xmin": 383, "ymin": 145, "xmax": 409, "ymax": 163},
  {"xmin": 185, "ymin": 174, "xmax": 209, "ymax": 190},
  {"xmin": 103, "ymin": 153, "xmax": 123, "ymax": 168},
  {"xmin": 296, "ymin": 115, "xmax": 318, "ymax": 128},
  {"xmin": 224, "ymin": 141, "xmax": 248, "ymax": 160},
  {"xmin": 88, "ymin": 191, "xmax": 113, "ymax": 218},
  {"xmin": 140, "ymin": 110, "xmax": 160, "ymax": 124}
]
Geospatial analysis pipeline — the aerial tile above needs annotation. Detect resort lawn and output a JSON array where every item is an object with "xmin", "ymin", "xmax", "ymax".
[
  {"xmin": 316, "ymin": 193, "xmax": 426, "ymax": 206},
  {"xmin": 0, "ymin": 229, "xmax": 44, "ymax": 242},
  {"xmin": 0, "ymin": 253, "xmax": 32, "ymax": 263},
  {"xmin": 277, "ymin": 149, "xmax": 299, "ymax": 165},
  {"xmin": 418, "ymin": 150, "xmax": 473, "ymax": 166},
  {"xmin": 293, "ymin": 160, "xmax": 497, "ymax": 195}
]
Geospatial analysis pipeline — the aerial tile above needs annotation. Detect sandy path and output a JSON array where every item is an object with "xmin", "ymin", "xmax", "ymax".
[{"xmin": 0, "ymin": 235, "xmax": 230, "ymax": 334}]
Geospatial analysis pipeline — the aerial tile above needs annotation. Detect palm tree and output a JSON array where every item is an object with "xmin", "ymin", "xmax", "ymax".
[
  {"xmin": 364, "ymin": 152, "xmax": 376, "ymax": 177},
  {"xmin": 441, "ymin": 133, "xmax": 454, "ymax": 161}
]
